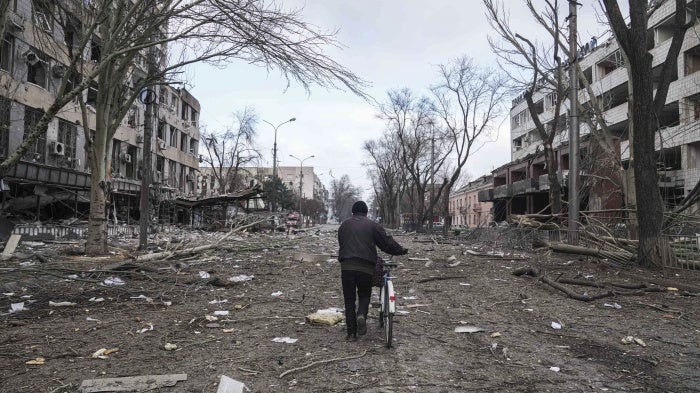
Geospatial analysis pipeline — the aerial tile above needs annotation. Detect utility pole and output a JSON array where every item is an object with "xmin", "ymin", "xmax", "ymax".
[
  {"xmin": 568, "ymin": 0, "xmax": 580, "ymax": 244},
  {"xmin": 138, "ymin": 48, "xmax": 156, "ymax": 250}
]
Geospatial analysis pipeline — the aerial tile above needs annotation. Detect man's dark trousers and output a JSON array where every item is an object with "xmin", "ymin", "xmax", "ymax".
[{"xmin": 341, "ymin": 270, "xmax": 372, "ymax": 335}]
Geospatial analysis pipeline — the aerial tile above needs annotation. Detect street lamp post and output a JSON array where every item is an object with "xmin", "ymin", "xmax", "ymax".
[
  {"xmin": 262, "ymin": 117, "xmax": 295, "ymax": 212},
  {"xmin": 289, "ymin": 154, "xmax": 314, "ymax": 217},
  {"xmin": 262, "ymin": 118, "xmax": 296, "ymax": 180}
]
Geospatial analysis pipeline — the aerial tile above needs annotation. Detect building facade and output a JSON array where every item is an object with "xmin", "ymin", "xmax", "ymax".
[
  {"xmin": 481, "ymin": 0, "xmax": 700, "ymax": 220},
  {"xmin": 0, "ymin": 1, "xmax": 201, "ymax": 223},
  {"xmin": 449, "ymin": 175, "xmax": 494, "ymax": 227}
]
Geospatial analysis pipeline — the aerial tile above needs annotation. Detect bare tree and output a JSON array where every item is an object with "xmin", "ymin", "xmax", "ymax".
[
  {"xmin": 363, "ymin": 132, "xmax": 406, "ymax": 228},
  {"xmin": 601, "ymin": 0, "xmax": 695, "ymax": 267},
  {"xmin": 377, "ymin": 88, "xmax": 451, "ymax": 232},
  {"xmin": 330, "ymin": 174, "xmax": 361, "ymax": 221},
  {"xmin": 200, "ymin": 108, "xmax": 260, "ymax": 194},
  {"xmin": 431, "ymin": 55, "xmax": 508, "ymax": 231},
  {"xmin": 1, "ymin": 0, "xmax": 368, "ymax": 254}
]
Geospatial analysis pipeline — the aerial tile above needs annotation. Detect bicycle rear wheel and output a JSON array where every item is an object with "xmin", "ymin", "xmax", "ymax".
[{"xmin": 383, "ymin": 284, "xmax": 393, "ymax": 348}]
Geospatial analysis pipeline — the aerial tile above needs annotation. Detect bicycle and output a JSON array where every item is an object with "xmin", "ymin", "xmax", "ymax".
[{"xmin": 378, "ymin": 258, "xmax": 399, "ymax": 348}]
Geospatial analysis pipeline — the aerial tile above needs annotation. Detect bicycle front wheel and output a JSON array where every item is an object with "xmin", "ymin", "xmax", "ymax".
[{"xmin": 383, "ymin": 284, "xmax": 393, "ymax": 348}]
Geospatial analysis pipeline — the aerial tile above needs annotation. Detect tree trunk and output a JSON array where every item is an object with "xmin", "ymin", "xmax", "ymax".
[{"xmin": 86, "ymin": 180, "xmax": 108, "ymax": 255}]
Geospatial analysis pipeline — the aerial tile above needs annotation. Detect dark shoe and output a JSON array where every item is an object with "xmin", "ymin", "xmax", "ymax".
[
  {"xmin": 357, "ymin": 315, "xmax": 367, "ymax": 336},
  {"xmin": 345, "ymin": 333, "xmax": 357, "ymax": 342}
]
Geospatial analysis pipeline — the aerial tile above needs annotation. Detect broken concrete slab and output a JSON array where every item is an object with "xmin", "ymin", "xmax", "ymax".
[
  {"xmin": 1, "ymin": 234, "xmax": 22, "ymax": 259},
  {"xmin": 78, "ymin": 374, "xmax": 187, "ymax": 392},
  {"xmin": 306, "ymin": 310, "xmax": 344, "ymax": 326}
]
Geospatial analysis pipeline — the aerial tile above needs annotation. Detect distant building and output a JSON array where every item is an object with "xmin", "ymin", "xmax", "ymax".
[{"xmin": 449, "ymin": 175, "xmax": 493, "ymax": 227}]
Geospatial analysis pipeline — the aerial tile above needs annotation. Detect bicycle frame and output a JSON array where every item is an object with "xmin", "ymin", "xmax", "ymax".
[{"xmin": 380, "ymin": 269, "xmax": 396, "ymax": 314}]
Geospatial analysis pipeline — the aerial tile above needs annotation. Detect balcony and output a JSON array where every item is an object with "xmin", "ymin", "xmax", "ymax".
[
  {"xmin": 538, "ymin": 171, "xmax": 568, "ymax": 190},
  {"xmin": 478, "ymin": 189, "xmax": 494, "ymax": 202},
  {"xmin": 512, "ymin": 178, "xmax": 539, "ymax": 195},
  {"xmin": 493, "ymin": 184, "xmax": 512, "ymax": 199}
]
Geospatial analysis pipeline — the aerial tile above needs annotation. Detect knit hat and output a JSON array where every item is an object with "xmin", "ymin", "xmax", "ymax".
[{"xmin": 351, "ymin": 201, "xmax": 368, "ymax": 214}]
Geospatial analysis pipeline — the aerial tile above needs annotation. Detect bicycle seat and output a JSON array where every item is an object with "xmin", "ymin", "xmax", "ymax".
[{"xmin": 384, "ymin": 262, "xmax": 398, "ymax": 268}]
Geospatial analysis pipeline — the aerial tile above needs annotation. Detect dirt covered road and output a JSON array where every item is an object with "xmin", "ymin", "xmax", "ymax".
[{"xmin": 1, "ymin": 225, "xmax": 698, "ymax": 392}]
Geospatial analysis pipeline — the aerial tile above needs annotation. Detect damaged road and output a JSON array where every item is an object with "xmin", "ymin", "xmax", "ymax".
[{"xmin": 0, "ymin": 225, "xmax": 698, "ymax": 392}]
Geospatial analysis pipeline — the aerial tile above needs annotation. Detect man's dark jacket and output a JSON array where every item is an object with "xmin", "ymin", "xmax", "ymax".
[{"xmin": 338, "ymin": 213, "xmax": 406, "ymax": 274}]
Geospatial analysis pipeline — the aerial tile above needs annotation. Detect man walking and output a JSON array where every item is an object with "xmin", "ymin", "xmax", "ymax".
[{"xmin": 338, "ymin": 201, "xmax": 408, "ymax": 341}]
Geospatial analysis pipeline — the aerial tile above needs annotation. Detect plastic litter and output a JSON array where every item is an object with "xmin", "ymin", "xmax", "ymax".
[
  {"xmin": 199, "ymin": 271, "xmax": 210, "ymax": 279},
  {"xmin": 549, "ymin": 366, "xmax": 560, "ymax": 372},
  {"xmin": 49, "ymin": 301, "xmax": 76, "ymax": 307},
  {"xmin": 551, "ymin": 321, "xmax": 562, "ymax": 330},
  {"xmin": 104, "ymin": 277, "xmax": 125, "ymax": 286},
  {"xmin": 214, "ymin": 310, "xmax": 230, "ymax": 316},
  {"xmin": 9, "ymin": 302, "xmax": 25, "ymax": 313},
  {"xmin": 603, "ymin": 302, "xmax": 622, "ymax": 309},
  {"xmin": 272, "ymin": 337, "xmax": 298, "ymax": 344},
  {"xmin": 455, "ymin": 325, "xmax": 485, "ymax": 333},
  {"xmin": 229, "ymin": 275, "xmax": 254, "ymax": 283},
  {"xmin": 271, "ymin": 291, "xmax": 283, "ymax": 297}
]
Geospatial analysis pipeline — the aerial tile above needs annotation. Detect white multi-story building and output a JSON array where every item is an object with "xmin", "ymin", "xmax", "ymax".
[{"xmin": 482, "ymin": 0, "xmax": 700, "ymax": 219}]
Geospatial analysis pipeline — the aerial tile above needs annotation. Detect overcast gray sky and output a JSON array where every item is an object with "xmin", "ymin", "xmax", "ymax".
[{"xmin": 188, "ymin": 1, "xmax": 613, "ymax": 198}]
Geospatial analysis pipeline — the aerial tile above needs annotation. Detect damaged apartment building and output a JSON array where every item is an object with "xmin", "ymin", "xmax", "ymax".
[
  {"xmin": 0, "ymin": 0, "xmax": 201, "ymax": 224},
  {"xmin": 480, "ymin": 0, "xmax": 700, "ymax": 224}
]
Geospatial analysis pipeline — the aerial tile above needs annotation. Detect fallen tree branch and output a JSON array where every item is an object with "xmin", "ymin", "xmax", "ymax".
[
  {"xmin": 533, "ymin": 239, "xmax": 635, "ymax": 264},
  {"xmin": 417, "ymin": 275, "xmax": 468, "ymax": 283},
  {"xmin": 135, "ymin": 216, "xmax": 270, "ymax": 262},
  {"xmin": 279, "ymin": 349, "xmax": 367, "ymax": 378},
  {"xmin": 513, "ymin": 266, "xmax": 668, "ymax": 301}
]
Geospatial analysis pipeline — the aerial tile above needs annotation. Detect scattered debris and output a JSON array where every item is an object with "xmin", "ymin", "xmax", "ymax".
[
  {"xmin": 306, "ymin": 308, "xmax": 344, "ymax": 326},
  {"xmin": 25, "ymin": 357, "xmax": 45, "ymax": 365},
  {"xmin": 229, "ymin": 275, "xmax": 254, "ymax": 283},
  {"xmin": 272, "ymin": 337, "xmax": 298, "ymax": 344},
  {"xmin": 551, "ymin": 322, "xmax": 562, "ymax": 330},
  {"xmin": 455, "ymin": 326, "xmax": 485, "ymax": 333},
  {"xmin": 603, "ymin": 303, "xmax": 622, "ymax": 309},
  {"xmin": 49, "ymin": 301, "xmax": 77, "ymax": 307},
  {"xmin": 217, "ymin": 375, "xmax": 248, "ymax": 393},
  {"xmin": 9, "ymin": 302, "xmax": 25, "ymax": 313},
  {"xmin": 78, "ymin": 374, "xmax": 187, "ymax": 392},
  {"xmin": 91, "ymin": 348, "xmax": 119, "ymax": 359},
  {"xmin": 103, "ymin": 277, "xmax": 125, "ymax": 286},
  {"xmin": 279, "ymin": 350, "xmax": 367, "ymax": 378},
  {"xmin": 271, "ymin": 291, "xmax": 283, "ymax": 297},
  {"xmin": 549, "ymin": 366, "xmax": 560, "ymax": 372},
  {"xmin": 490, "ymin": 332, "xmax": 501, "ymax": 338},
  {"xmin": 621, "ymin": 336, "xmax": 647, "ymax": 347},
  {"xmin": 164, "ymin": 343, "xmax": 178, "ymax": 351}
]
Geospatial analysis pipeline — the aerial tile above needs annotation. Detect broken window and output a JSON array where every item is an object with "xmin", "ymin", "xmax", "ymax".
[
  {"xmin": 0, "ymin": 97, "xmax": 9, "ymax": 158},
  {"xmin": 26, "ymin": 48, "xmax": 48, "ymax": 88},
  {"xmin": 111, "ymin": 139, "xmax": 121, "ymax": 176},
  {"xmin": 157, "ymin": 120, "xmax": 165, "ymax": 140},
  {"xmin": 189, "ymin": 139, "xmax": 197, "ymax": 155},
  {"xmin": 168, "ymin": 159, "xmax": 177, "ymax": 187},
  {"xmin": 169, "ymin": 125, "xmax": 177, "ymax": 147},
  {"xmin": 33, "ymin": 1, "xmax": 53, "ymax": 32},
  {"xmin": 180, "ymin": 132, "xmax": 187, "ymax": 152},
  {"xmin": 126, "ymin": 145, "xmax": 137, "ymax": 179},
  {"xmin": 127, "ymin": 105, "xmax": 137, "ymax": 127},
  {"xmin": 23, "ymin": 106, "xmax": 47, "ymax": 163},
  {"xmin": 181, "ymin": 102, "xmax": 189, "ymax": 120},
  {"xmin": 86, "ymin": 82, "xmax": 98, "ymax": 106},
  {"xmin": 57, "ymin": 119, "xmax": 77, "ymax": 166},
  {"xmin": 90, "ymin": 35, "xmax": 101, "ymax": 62},
  {"xmin": 0, "ymin": 35, "xmax": 14, "ymax": 72},
  {"xmin": 685, "ymin": 45, "xmax": 700, "ymax": 75},
  {"xmin": 159, "ymin": 87, "xmax": 166, "ymax": 104},
  {"xmin": 190, "ymin": 108, "xmax": 197, "ymax": 126},
  {"xmin": 597, "ymin": 50, "xmax": 624, "ymax": 79}
]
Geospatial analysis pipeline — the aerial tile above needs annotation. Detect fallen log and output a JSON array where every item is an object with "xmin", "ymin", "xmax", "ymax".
[{"xmin": 533, "ymin": 239, "xmax": 635, "ymax": 264}]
